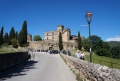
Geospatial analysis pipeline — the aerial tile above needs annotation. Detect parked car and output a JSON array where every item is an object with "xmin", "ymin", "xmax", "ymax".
[{"xmin": 50, "ymin": 50, "xmax": 59, "ymax": 54}]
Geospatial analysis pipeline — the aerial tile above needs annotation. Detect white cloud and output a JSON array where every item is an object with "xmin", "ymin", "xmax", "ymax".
[{"xmin": 106, "ymin": 36, "xmax": 120, "ymax": 42}]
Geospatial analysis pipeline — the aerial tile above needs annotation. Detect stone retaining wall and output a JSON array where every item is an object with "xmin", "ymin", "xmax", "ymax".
[
  {"xmin": 0, "ymin": 52, "xmax": 29, "ymax": 72},
  {"xmin": 60, "ymin": 54, "xmax": 120, "ymax": 81}
]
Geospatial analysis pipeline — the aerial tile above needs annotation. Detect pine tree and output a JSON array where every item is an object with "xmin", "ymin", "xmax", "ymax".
[
  {"xmin": 78, "ymin": 31, "xmax": 82, "ymax": 50},
  {"xmin": 59, "ymin": 32, "xmax": 63, "ymax": 51},
  {"xmin": 21, "ymin": 21, "xmax": 28, "ymax": 45}
]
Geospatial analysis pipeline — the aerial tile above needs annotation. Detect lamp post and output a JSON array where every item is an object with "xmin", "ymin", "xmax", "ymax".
[{"xmin": 85, "ymin": 11, "xmax": 92, "ymax": 63}]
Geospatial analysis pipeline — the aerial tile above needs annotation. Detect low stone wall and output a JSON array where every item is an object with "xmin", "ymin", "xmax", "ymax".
[
  {"xmin": 60, "ymin": 54, "xmax": 120, "ymax": 81},
  {"xmin": 0, "ymin": 52, "xmax": 29, "ymax": 72}
]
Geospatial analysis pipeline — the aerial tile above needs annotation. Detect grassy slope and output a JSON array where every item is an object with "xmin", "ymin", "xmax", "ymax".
[
  {"xmin": 0, "ymin": 48, "xmax": 26, "ymax": 54},
  {"xmin": 71, "ymin": 50, "xmax": 120, "ymax": 69}
]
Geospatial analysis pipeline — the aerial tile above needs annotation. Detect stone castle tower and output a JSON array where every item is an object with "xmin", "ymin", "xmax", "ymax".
[
  {"xmin": 27, "ymin": 34, "xmax": 32, "ymax": 42},
  {"xmin": 57, "ymin": 25, "xmax": 64, "ymax": 33}
]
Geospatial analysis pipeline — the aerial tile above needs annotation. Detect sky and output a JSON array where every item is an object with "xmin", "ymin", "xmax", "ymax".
[{"xmin": 0, "ymin": 0, "xmax": 120, "ymax": 41}]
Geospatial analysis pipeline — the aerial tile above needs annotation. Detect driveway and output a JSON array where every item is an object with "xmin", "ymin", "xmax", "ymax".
[{"xmin": 0, "ymin": 52, "xmax": 77, "ymax": 81}]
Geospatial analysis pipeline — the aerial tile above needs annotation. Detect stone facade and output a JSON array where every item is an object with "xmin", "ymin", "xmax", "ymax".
[
  {"xmin": 27, "ymin": 34, "xmax": 32, "ymax": 42},
  {"xmin": 28, "ymin": 25, "xmax": 84, "ymax": 51},
  {"xmin": 44, "ymin": 25, "xmax": 71, "ymax": 42}
]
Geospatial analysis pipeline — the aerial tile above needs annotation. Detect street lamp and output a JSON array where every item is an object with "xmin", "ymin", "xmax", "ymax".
[{"xmin": 85, "ymin": 11, "xmax": 92, "ymax": 62}]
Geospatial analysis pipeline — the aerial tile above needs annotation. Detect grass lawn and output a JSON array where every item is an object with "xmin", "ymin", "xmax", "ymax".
[
  {"xmin": 0, "ymin": 49, "xmax": 14, "ymax": 54},
  {"xmin": 0, "ymin": 48, "xmax": 25, "ymax": 54},
  {"xmin": 71, "ymin": 50, "xmax": 120, "ymax": 70},
  {"xmin": 85, "ymin": 54, "xmax": 120, "ymax": 69}
]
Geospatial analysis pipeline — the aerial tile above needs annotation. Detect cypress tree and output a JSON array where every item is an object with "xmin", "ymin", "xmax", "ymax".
[
  {"xmin": 1, "ymin": 26, "xmax": 4, "ymax": 38},
  {"xmin": 21, "ymin": 21, "xmax": 28, "ymax": 45},
  {"xmin": 4, "ymin": 32, "xmax": 9, "ymax": 44},
  {"xmin": 0, "ymin": 26, "xmax": 4, "ymax": 44},
  {"xmin": 15, "ymin": 31, "xmax": 18, "ymax": 40},
  {"xmin": 18, "ymin": 30, "xmax": 23, "ymax": 46},
  {"xmin": 78, "ymin": 31, "xmax": 82, "ymax": 50},
  {"xmin": 9, "ymin": 27, "xmax": 15, "ymax": 44},
  {"xmin": 0, "ymin": 33, "xmax": 2, "ymax": 45},
  {"xmin": 59, "ymin": 32, "xmax": 63, "ymax": 51}
]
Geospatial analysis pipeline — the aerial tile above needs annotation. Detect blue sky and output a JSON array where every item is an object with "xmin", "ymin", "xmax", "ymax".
[{"xmin": 0, "ymin": 0, "xmax": 120, "ymax": 41}]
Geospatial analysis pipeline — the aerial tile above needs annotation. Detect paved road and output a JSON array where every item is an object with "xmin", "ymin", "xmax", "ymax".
[{"xmin": 0, "ymin": 52, "xmax": 77, "ymax": 81}]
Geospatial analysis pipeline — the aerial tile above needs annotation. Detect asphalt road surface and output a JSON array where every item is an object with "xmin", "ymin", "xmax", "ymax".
[{"xmin": 0, "ymin": 52, "xmax": 77, "ymax": 81}]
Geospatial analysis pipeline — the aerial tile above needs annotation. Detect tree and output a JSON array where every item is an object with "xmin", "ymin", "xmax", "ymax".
[
  {"xmin": 82, "ymin": 35, "xmax": 102, "ymax": 52},
  {"xmin": 78, "ymin": 31, "xmax": 82, "ymax": 50},
  {"xmin": 1, "ymin": 26, "xmax": 4, "ymax": 37},
  {"xmin": 1, "ymin": 26, "xmax": 4, "ymax": 44},
  {"xmin": 111, "ymin": 46, "xmax": 120, "ymax": 59},
  {"xmin": 9, "ymin": 27, "xmax": 15, "ymax": 45},
  {"xmin": 95, "ymin": 41, "xmax": 111, "ymax": 57},
  {"xmin": 59, "ymin": 32, "xmax": 63, "ymax": 51},
  {"xmin": 34, "ymin": 35, "xmax": 42, "ymax": 41},
  {"xmin": 90, "ymin": 35, "xmax": 102, "ymax": 52},
  {"xmin": 18, "ymin": 30, "xmax": 23, "ymax": 46},
  {"xmin": 3, "ymin": 32, "xmax": 9, "ymax": 45},
  {"xmin": 0, "ymin": 33, "xmax": 2, "ymax": 46},
  {"xmin": 21, "ymin": 21, "xmax": 28, "ymax": 45},
  {"xmin": 10, "ymin": 38, "xmax": 18, "ymax": 48},
  {"xmin": 15, "ymin": 31, "xmax": 18, "ymax": 40},
  {"xmin": 90, "ymin": 35, "xmax": 111, "ymax": 57},
  {"xmin": 0, "ymin": 26, "xmax": 4, "ymax": 45},
  {"xmin": 82, "ymin": 38, "xmax": 89, "ymax": 51},
  {"xmin": 82, "ymin": 35, "xmax": 111, "ymax": 57},
  {"xmin": 18, "ymin": 21, "xmax": 28, "ymax": 47}
]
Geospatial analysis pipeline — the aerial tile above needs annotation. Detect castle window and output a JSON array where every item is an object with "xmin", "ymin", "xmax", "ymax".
[
  {"xmin": 47, "ymin": 37, "xmax": 48, "ymax": 40},
  {"xmin": 52, "ymin": 32, "xmax": 54, "ymax": 35},
  {"xmin": 52, "ymin": 37, "xmax": 54, "ymax": 39},
  {"xmin": 47, "ymin": 33, "xmax": 48, "ymax": 36}
]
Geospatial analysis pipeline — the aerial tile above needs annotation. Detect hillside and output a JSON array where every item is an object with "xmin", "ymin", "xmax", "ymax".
[{"xmin": 107, "ymin": 41, "xmax": 120, "ymax": 47}]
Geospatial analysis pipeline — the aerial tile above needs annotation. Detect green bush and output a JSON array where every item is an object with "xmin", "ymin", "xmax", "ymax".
[{"xmin": 111, "ymin": 46, "xmax": 120, "ymax": 59}]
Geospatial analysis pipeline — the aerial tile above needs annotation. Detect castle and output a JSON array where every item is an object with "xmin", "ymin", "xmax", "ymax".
[{"xmin": 28, "ymin": 25, "xmax": 85, "ymax": 51}]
